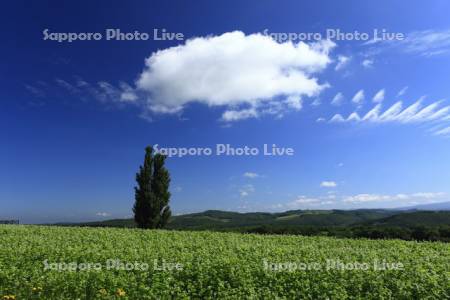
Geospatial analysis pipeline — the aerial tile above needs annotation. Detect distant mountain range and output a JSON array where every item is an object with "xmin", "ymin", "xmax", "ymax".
[
  {"xmin": 394, "ymin": 201, "xmax": 450, "ymax": 211},
  {"xmin": 57, "ymin": 202, "xmax": 450, "ymax": 230}
]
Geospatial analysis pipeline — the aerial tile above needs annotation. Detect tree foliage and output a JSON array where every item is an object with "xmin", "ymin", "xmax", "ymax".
[{"xmin": 133, "ymin": 146, "xmax": 171, "ymax": 229}]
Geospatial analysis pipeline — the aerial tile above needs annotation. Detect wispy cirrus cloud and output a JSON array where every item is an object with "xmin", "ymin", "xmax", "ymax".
[
  {"xmin": 335, "ymin": 55, "xmax": 351, "ymax": 71},
  {"xmin": 351, "ymin": 89, "xmax": 365, "ymax": 105},
  {"xmin": 28, "ymin": 77, "xmax": 139, "ymax": 106},
  {"xmin": 398, "ymin": 29, "xmax": 450, "ymax": 57},
  {"xmin": 329, "ymin": 114, "xmax": 345, "ymax": 123},
  {"xmin": 328, "ymin": 97, "xmax": 450, "ymax": 136},
  {"xmin": 372, "ymin": 89, "xmax": 385, "ymax": 103},
  {"xmin": 433, "ymin": 126, "xmax": 450, "ymax": 137},
  {"xmin": 361, "ymin": 59, "xmax": 374, "ymax": 68},
  {"xmin": 366, "ymin": 29, "xmax": 450, "ymax": 57},
  {"xmin": 331, "ymin": 92, "xmax": 344, "ymax": 106},
  {"xmin": 55, "ymin": 78, "xmax": 81, "ymax": 94},
  {"xmin": 396, "ymin": 86, "xmax": 408, "ymax": 98},
  {"xmin": 24, "ymin": 84, "xmax": 46, "ymax": 98}
]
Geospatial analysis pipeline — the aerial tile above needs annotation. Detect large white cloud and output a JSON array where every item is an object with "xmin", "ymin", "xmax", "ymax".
[{"xmin": 136, "ymin": 31, "xmax": 334, "ymax": 120}]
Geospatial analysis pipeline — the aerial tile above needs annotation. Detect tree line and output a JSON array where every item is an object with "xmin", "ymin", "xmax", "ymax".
[{"xmin": 243, "ymin": 225, "xmax": 450, "ymax": 242}]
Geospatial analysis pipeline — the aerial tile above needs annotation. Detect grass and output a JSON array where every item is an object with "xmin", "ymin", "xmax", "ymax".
[{"xmin": 0, "ymin": 225, "xmax": 448, "ymax": 299}]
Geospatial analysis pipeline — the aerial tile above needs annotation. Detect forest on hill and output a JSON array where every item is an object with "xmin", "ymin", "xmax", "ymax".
[{"xmin": 58, "ymin": 209, "xmax": 450, "ymax": 242}]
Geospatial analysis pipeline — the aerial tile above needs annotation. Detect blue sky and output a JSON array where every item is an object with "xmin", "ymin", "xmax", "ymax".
[{"xmin": 1, "ymin": 1, "xmax": 450, "ymax": 223}]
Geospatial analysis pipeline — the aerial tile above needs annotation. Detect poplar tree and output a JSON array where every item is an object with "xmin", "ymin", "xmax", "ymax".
[{"xmin": 133, "ymin": 146, "xmax": 171, "ymax": 229}]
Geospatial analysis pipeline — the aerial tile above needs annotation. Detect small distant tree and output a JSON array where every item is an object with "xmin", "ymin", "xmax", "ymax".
[{"xmin": 133, "ymin": 146, "xmax": 172, "ymax": 229}]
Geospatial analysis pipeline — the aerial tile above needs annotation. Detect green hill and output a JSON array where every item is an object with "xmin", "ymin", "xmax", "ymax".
[
  {"xmin": 55, "ymin": 209, "xmax": 450, "ymax": 241},
  {"xmin": 62, "ymin": 209, "xmax": 450, "ymax": 229},
  {"xmin": 166, "ymin": 209, "xmax": 397, "ymax": 229},
  {"xmin": 366, "ymin": 211, "xmax": 450, "ymax": 227},
  {"xmin": 62, "ymin": 209, "xmax": 403, "ymax": 228}
]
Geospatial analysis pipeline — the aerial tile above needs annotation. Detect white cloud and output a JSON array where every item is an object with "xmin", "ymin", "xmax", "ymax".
[
  {"xmin": 56, "ymin": 78, "xmax": 80, "ymax": 94},
  {"xmin": 343, "ymin": 192, "xmax": 445, "ymax": 203},
  {"xmin": 329, "ymin": 114, "xmax": 345, "ymax": 123},
  {"xmin": 136, "ymin": 31, "xmax": 334, "ymax": 120},
  {"xmin": 239, "ymin": 184, "xmax": 255, "ymax": 197},
  {"xmin": 346, "ymin": 112, "xmax": 361, "ymax": 122},
  {"xmin": 291, "ymin": 196, "xmax": 320, "ymax": 204},
  {"xmin": 361, "ymin": 59, "xmax": 374, "ymax": 68},
  {"xmin": 25, "ymin": 84, "xmax": 46, "ymax": 98},
  {"xmin": 272, "ymin": 191, "xmax": 446, "ymax": 211},
  {"xmin": 285, "ymin": 95, "xmax": 303, "ymax": 110},
  {"xmin": 221, "ymin": 107, "xmax": 258, "ymax": 122},
  {"xmin": 368, "ymin": 29, "xmax": 450, "ymax": 57},
  {"xmin": 407, "ymin": 100, "xmax": 444, "ymax": 122},
  {"xmin": 329, "ymin": 98, "xmax": 450, "ymax": 132},
  {"xmin": 28, "ymin": 77, "xmax": 139, "ymax": 106},
  {"xmin": 97, "ymin": 82, "xmax": 119, "ymax": 102},
  {"xmin": 335, "ymin": 55, "xmax": 351, "ymax": 71},
  {"xmin": 311, "ymin": 98, "xmax": 322, "ymax": 107},
  {"xmin": 316, "ymin": 117, "xmax": 326, "ymax": 123},
  {"xmin": 397, "ymin": 86, "xmax": 408, "ymax": 97},
  {"xmin": 411, "ymin": 192, "xmax": 446, "ymax": 199},
  {"xmin": 427, "ymin": 105, "xmax": 450, "ymax": 120},
  {"xmin": 343, "ymin": 194, "xmax": 390, "ymax": 203},
  {"xmin": 243, "ymin": 172, "xmax": 259, "ymax": 179},
  {"xmin": 372, "ymin": 89, "xmax": 385, "ymax": 103},
  {"xmin": 434, "ymin": 126, "xmax": 450, "ymax": 136},
  {"xmin": 351, "ymin": 89, "xmax": 365, "ymax": 105},
  {"xmin": 378, "ymin": 102, "xmax": 402, "ymax": 121},
  {"xmin": 362, "ymin": 104, "xmax": 382, "ymax": 121},
  {"xmin": 403, "ymin": 30, "xmax": 450, "ymax": 56},
  {"xmin": 39, "ymin": 32, "xmax": 334, "ymax": 122},
  {"xmin": 147, "ymin": 104, "xmax": 183, "ymax": 114},
  {"xmin": 96, "ymin": 212, "xmax": 111, "ymax": 217},
  {"xmin": 119, "ymin": 82, "xmax": 138, "ymax": 102},
  {"xmin": 331, "ymin": 92, "xmax": 344, "ymax": 106},
  {"xmin": 321, "ymin": 181, "xmax": 337, "ymax": 188},
  {"xmin": 320, "ymin": 201, "xmax": 334, "ymax": 205},
  {"xmin": 394, "ymin": 98, "xmax": 424, "ymax": 122},
  {"xmin": 283, "ymin": 196, "xmax": 322, "ymax": 209}
]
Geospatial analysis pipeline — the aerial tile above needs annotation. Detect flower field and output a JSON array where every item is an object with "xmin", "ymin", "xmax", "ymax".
[{"xmin": 0, "ymin": 225, "xmax": 448, "ymax": 299}]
